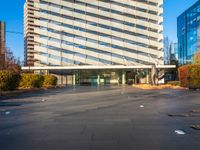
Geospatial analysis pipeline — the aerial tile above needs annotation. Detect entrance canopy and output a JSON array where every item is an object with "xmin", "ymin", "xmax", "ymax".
[
  {"xmin": 21, "ymin": 65, "xmax": 176, "ymax": 85},
  {"xmin": 22, "ymin": 65, "xmax": 176, "ymax": 71}
]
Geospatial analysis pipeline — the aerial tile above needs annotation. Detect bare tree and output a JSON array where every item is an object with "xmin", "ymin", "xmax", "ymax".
[{"xmin": 3, "ymin": 47, "xmax": 21, "ymax": 72}]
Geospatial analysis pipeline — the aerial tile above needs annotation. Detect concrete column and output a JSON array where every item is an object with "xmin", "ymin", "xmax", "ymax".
[
  {"xmin": 61, "ymin": 75, "xmax": 63, "ymax": 85},
  {"xmin": 146, "ymin": 70, "xmax": 149, "ymax": 84},
  {"xmin": 97, "ymin": 74, "xmax": 100, "ymax": 85},
  {"xmin": 73, "ymin": 71, "xmax": 76, "ymax": 86},
  {"xmin": 46, "ymin": 70, "xmax": 49, "ymax": 75},
  {"xmin": 122, "ymin": 70, "xmax": 126, "ymax": 85}
]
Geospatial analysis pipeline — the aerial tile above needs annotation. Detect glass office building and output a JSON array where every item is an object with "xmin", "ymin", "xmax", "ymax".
[
  {"xmin": 177, "ymin": 0, "xmax": 200, "ymax": 65},
  {"xmin": 24, "ymin": 0, "xmax": 164, "ymax": 85}
]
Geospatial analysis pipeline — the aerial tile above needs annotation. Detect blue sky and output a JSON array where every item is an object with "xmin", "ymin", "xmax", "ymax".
[
  {"xmin": 0, "ymin": 0, "xmax": 198, "ymax": 61},
  {"xmin": 163, "ymin": 0, "xmax": 197, "ymax": 42}
]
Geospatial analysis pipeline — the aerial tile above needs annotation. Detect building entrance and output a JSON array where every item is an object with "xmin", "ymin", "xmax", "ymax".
[{"xmin": 76, "ymin": 70, "xmax": 124, "ymax": 85}]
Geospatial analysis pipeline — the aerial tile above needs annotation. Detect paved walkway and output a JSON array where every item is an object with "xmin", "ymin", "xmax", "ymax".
[{"xmin": 0, "ymin": 86, "xmax": 200, "ymax": 150}]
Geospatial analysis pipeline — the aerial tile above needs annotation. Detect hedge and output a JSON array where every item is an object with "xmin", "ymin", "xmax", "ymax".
[
  {"xmin": 0, "ymin": 73, "xmax": 58, "ymax": 91},
  {"xmin": 43, "ymin": 75, "xmax": 57, "ymax": 87},
  {"xmin": 0, "ymin": 71, "xmax": 20, "ymax": 91},
  {"xmin": 179, "ymin": 64, "xmax": 200, "ymax": 89},
  {"xmin": 19, "ymin": 74, "xmax": 44, "ymax": 88}
]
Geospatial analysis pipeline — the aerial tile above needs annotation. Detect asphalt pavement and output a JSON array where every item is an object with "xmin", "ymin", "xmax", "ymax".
[{"xmin": 0, "ymin": 85, "xmax": 200, "ymax": 150}]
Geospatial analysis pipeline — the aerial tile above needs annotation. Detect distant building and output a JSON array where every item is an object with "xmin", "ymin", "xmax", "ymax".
[
  {"xmin": 164, "ymin": 40, "xmax": 178, "ymax": 82},
  {"xmin": 164, "ymin": 37, "xmax": 170, "ymax": 64},
  {"xmin": 177, "ymin": 0, "xmax": 200, "ymax": 65},
  {"xmin": 164, "ymin": 36, "xmax": 178, "ymax": 64},
  {"xmin": 171, "ymin": 42, "xmax": 178, "ymax": 61},
  {"xmin": 0, "ymin": 21, "xmax": 6, "ymax": 70}
]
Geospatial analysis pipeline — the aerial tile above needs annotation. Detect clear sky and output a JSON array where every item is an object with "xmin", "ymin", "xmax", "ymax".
[
  {"xmin": 0, "ymin": 0, "xmax": 198, "ymax": 61},
  {"xmin": 163, "ymin": 0, "xmax": 197, "ymax": 42}
]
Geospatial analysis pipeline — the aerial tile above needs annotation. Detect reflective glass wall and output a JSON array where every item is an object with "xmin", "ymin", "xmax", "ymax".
[{"xmin": 177, "ymin": 1, "xmax": 200, "ymax": 65}]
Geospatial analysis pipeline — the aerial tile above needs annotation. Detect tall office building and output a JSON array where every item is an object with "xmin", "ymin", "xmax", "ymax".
[
  {"xmin": 0, "ymin": 21, "xmax": 6, "ymax": 70},
  {"xmin": 164, "ymin": 36, "xmax": 170, "ymax": 65},
  {"xmin": 24, "ymin": 0, "xmax": 39, "ymax": 66},
  {"xmin": 177, "ymin": 0, "xmax": 200, "ymax": 65},
  {"xmin": 24, "ymin": 0, "xmax": 164, "ymax": 84}
]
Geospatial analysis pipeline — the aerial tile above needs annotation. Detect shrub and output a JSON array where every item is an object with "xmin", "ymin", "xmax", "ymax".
[
  {"xmin": 194, "ymin": 52, "xmax": 200, "ymax": 64},
  {"xmin": 19, "ymin": 74, "xmax": 44, "ymax": 88},
  {"xmin": 167, "ymin": 81, "xmax": 180, "ymax": 86},
  {"xmin": 179, "ymin": 64, "xmax": 200, "ymax": 89},
  {"xmin": 189, "ymin": 65, "xmax": 200, "ymax": 89},
  {"xmin": 0, "ymin": 70, "xmax": 20, "ymax": 91},
  {"xmin": 179, "ymin": 65, "xmax": 190, "ymax": 87},
  {"xmin": 43, "ymin": 75, "xmax": 57, "ymax": 87}
]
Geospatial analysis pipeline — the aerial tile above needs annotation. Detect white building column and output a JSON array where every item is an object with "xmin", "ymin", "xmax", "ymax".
[
  {"xmin": 122, "ymin": 70, "xmax": 126, "ymax": 85},
  {"xmin": 73, "ymin": 71, "xmax": 76, "ymax": 86},
  {"xmin": 97, "ymin": 74, "xmax": 100, "ymax": 85},
  {"xmin": 146, "ymin": 70, "xmax": 149, "ymax": 84}
]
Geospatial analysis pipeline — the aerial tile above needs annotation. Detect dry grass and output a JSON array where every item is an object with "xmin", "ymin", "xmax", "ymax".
[{"xmin": 132, "ymin": 84, "xmax": 185, "ymax": 90}]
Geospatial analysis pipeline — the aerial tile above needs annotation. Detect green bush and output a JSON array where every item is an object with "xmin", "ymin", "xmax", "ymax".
[
  {"xmin": 179, "ymin": 64, "xmax": 200, "ymax": 89},
  {"xmin": 43, "ymin": 75, "xmax": 57, "ymax": 87},
  {"xmin": 0, "ymin": 71, "xmax": 20, "ymax": 91},
  {"xmin": 19, "ymin": 74, "xmax": 44, "ymax": 88},
  {"xmin": 167, "ymin": 81, "xmax": 180, "ymax": 86}
]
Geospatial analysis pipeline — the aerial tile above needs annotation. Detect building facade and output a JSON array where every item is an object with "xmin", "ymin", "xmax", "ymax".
[
  {"xmin": 0, "ymin": 21, "xmax": 6, "ymax": 70},
  {"xmin": 171, "ymin": 42, "xmax": 178, "ymax": 61},
  {"xmin": 24, "ymin": 0, "xmax": 164, "ymax": 85},
  {"xmin": 177, "ymin": 0, "xmax": 200, "ymax": 65},
  {"xmin": 164, "ymin": 36, "xmax": 178, "ymax": 65},
  {"xmin": 24, "ymin": 0, "xmax": 39, "ymax": 66},
  {"xmin": 164, "ymin": 36, "xmax": 170, "ymax": 65}
]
